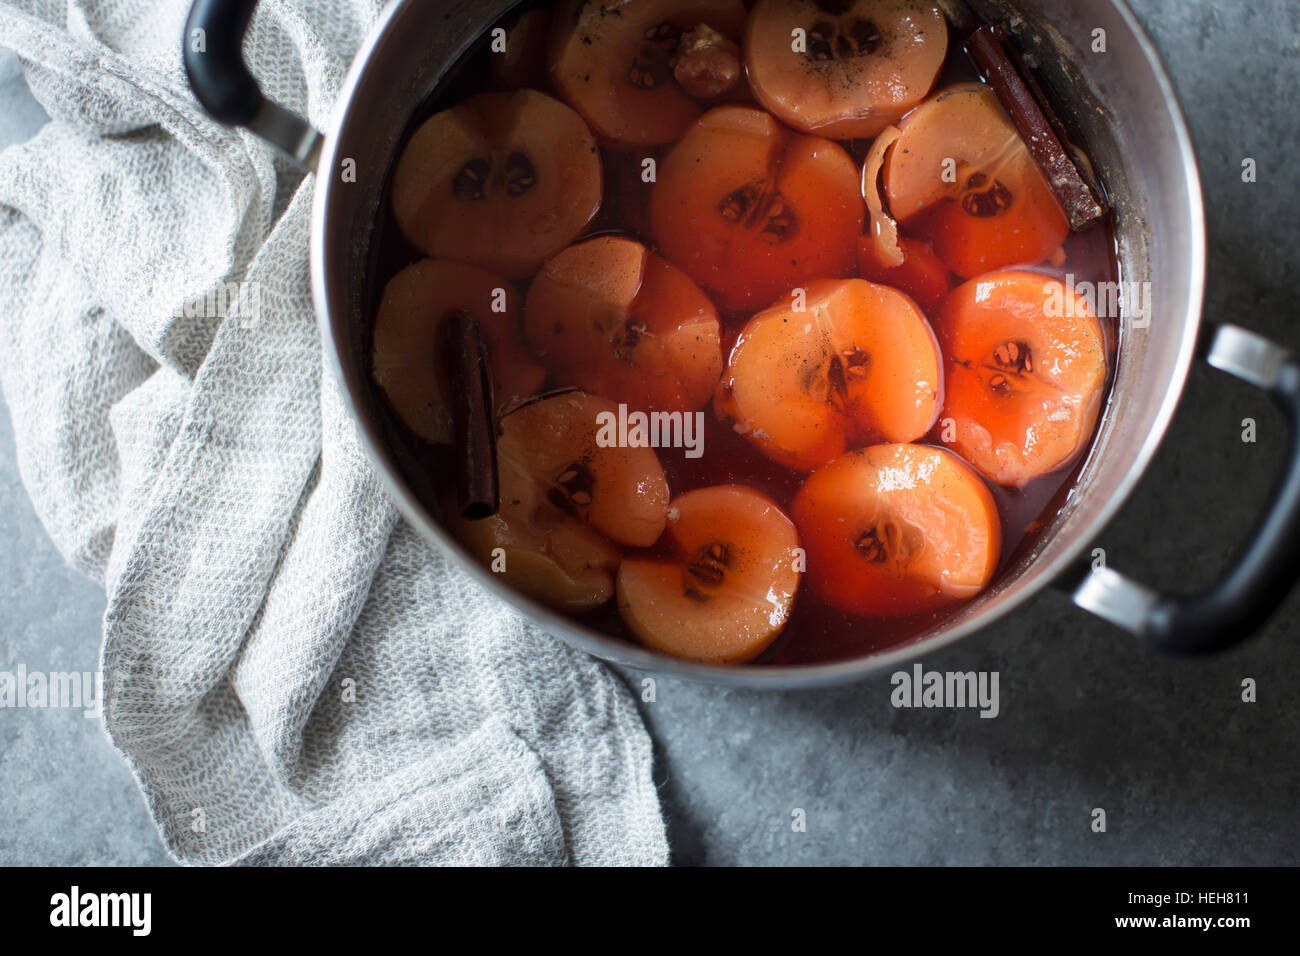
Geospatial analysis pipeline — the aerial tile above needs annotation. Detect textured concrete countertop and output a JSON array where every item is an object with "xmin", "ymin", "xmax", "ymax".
[{"xmin": 2, "ymin": 0, "xmax": 1298, "ymax": 866}]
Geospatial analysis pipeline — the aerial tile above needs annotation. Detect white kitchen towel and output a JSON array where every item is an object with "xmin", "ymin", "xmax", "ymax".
[{"xmin": 0, "ymin": 0, "xmax": 668, "ymax": 866}]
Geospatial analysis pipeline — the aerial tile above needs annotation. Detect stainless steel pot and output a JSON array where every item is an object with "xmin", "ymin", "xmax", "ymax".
[{"xmin": 184, "ymin": 0, "xmax": 1300, "ymax": 687}]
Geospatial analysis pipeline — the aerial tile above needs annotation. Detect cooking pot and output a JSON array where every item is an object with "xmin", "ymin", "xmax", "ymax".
[{"xmin": 182, "ymin": 0, "xmax": 1300, "ymax": 687}]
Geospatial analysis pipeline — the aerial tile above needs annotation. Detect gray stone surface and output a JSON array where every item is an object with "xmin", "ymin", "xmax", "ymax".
[
  {"xmin": 0, "ymin": 49, "xmax": 173, "ymax": 866},
  {"xmin": 1, "ymin": 1, "xmax": 1298, "ymax": 866}
]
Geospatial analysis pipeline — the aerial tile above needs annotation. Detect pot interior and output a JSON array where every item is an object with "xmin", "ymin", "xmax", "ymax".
[{"xmin": 313, "ymin": 0, "xmax": 1204, "ymax": 686}]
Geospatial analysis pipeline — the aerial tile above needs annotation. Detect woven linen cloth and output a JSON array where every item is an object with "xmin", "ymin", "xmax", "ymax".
[{"xmin": 0, "ymin": 0, "xmax": 667, "ymax": 866}]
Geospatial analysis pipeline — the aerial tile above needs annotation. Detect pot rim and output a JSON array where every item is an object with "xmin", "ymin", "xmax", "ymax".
[{"xmin": 310, "ymin": 0, "xmax": 1207, "ymax": 689}]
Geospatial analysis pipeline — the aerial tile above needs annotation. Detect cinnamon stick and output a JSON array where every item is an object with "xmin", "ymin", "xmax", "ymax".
[
  {"xmin": 968, "ymin": 25, "xmax": 1108, "ymax": 231},
  {"xmin": 441, "ymin": 311, "xmax": 498, "ymax": 520}
]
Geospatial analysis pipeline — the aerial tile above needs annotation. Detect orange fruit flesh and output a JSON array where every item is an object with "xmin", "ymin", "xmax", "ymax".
[
  {"xmin": 499, "ymin": 392, "xmax": 670, "ymax": 548},
  {"xmin": 920, "ymin": 169, "xmax": 1069, "ymax": 279},
  {"xmin": 618, "ymin": 485, "xmax": 801, "ymax": 663},
  {"xmin": 454, "ymin": 454, "xmax": 623, "ymax": 613},
  {"xmin": 390, "ymin": 89, "xmax": 602, "ymax": 278},
  {"xmin": 455, "ymin": 391, "xmax": 673, "ymax": 613},
  {"xmin": 791, "ymin": 443, "xmax": 1001, "ymax": 617},
  {"xmin": 884, "ymin": 84, "xmax": 1068, "ymax": 278},
  {"xmin": 744, "ymin": 0, "xmax": 949, "ymax": 139},
  {"xmin": 548, "ymin": 0, "xmax": 749, "ymax": 146},
  {"xmin": 371, "ymin": 259, "xmax": 545, "ymax": 445},
  {"xmin": 633, "ymin": 255, "xmax": 726, "ymax": 411},
  {"xmin": 937, "ymin": 269, "xmax": 1107, "ymax": 487},
  {"xmin": 524, "ymin": 236, "xmax": 723, "ymax": 413},
  {"xmin": 650, "ymin": 105, "xmax": 863, "ymax": 312},
  {"xmin": 716, "ymin": 278, "xmax": 942, "ymax": 471}
]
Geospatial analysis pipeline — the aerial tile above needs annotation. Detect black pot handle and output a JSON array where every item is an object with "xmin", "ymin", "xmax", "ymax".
[
  {"xmin": 1065, "ymin": 323, "xmax": 1300, "ymax": 654},
  {"xmin": 182, "ymin": 0, "xmax": 322, "ymax": 167}
]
